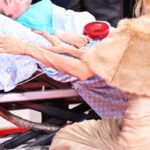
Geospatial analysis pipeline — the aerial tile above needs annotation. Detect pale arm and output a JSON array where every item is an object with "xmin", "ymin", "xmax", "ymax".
[
  {"xmin": 55, "ymin": 31, "xmax": 89, "ymax": 48},
  {"xmin": 47, "ymin": 45, "xmax": 86, "ymax": 58},
  {"xmin": 33, "ymin": 31, "xmax": 86, "ymax": 58},
  {"xmin": 0, "ymin": 37, "xmax": 94, "ymax": 80},
  {"xmin": 26, "ymin": 43, "xmax": 94, "ymax": 80}
]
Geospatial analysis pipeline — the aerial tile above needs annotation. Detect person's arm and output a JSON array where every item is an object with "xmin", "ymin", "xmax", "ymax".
[
  {"xmin": 33, "ymin": 31, "xmax": 86, "ymax": 58},
  {"xmin": 26, "ymin": 43, "xmax": 94, "ymax": 80},
  {"xmin": 47, "ymin": 45, "xmax": 86, "ymax": 58},
  {"xmin": 0, "ymin": 36, "xmax": 94, "ymax": 80},
  {"xmin": 55, "ymin": 31, "xmax": 89, "ymax": 48}
]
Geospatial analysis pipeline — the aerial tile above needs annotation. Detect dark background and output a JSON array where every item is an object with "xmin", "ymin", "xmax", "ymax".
[{"xmin": 32, "ymin": 0, "xmax": 135, "ymax": 18}]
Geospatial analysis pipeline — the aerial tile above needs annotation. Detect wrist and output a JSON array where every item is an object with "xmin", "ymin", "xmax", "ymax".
[
  {"xmin": 25, "ymin": 43, "xmax": 37, "ymax": 57},
  {"xmin": 55, "ymin": 31, "xmax": 65, "ymax": 40}
]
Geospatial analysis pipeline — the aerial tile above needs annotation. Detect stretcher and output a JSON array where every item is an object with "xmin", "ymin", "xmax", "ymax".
[{"xmin": 0, "ymin": 71, "xmax": 99, "ymax": 149}]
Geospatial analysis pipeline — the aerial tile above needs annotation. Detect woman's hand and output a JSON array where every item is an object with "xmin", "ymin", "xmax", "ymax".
[
  {"xmin": 33, "ymin": 30, "xmax": 82, "ymax": 55},
  {"xmin": 0, "ymin": 36, "xmax": 29, "ymax": 55},
  {"xmin": 55, "ymin": 32, "xmax": 90, "ymax": 48},
  {"xmin": 34, "ymin": 30, "xmax": 90, "ymax": 49},
  {"xmin": 33, "ymin": 30, "xmax": 65, "ymax": 47}
]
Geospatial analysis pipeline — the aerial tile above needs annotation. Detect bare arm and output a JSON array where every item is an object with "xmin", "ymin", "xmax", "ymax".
[
  {"xmin": 26, "ymin": 43, "xmax": 94, "ymax": 80},
  {"xmin": 47, "ymin": 45, "xmax": 86, "ymax": 58},
  {"xmin": 0, "ymin": 37, "xmax": 94, "ymax": 80},
  {"xmin": 55, "ymin": 31, "xmax": 89, "ymax": 48},
  {"xmin": 33, "ymin": 31, "xmax": 86, "ymax": 58}
]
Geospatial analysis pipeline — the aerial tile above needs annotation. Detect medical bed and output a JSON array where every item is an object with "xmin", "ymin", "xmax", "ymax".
[{"xmin": 0, "ymin": 72, "xmax": 99, "ymax": 149}]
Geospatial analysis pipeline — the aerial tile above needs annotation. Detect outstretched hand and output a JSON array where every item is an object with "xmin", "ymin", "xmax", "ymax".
[
  {"xmin": 34, "ymin": 30, "xmax": 90, "ymax": 48},
  {"xmin": 55, "ymin": 32, "xmax": 90, "ymax": 48},
  {"xmin": 33, "ymin": 30, "xmax": 66, "ymax": 47},
  {"xmin": 33, "ymin": 31, "xmax": 82, "ymax": 56},
  {"xmin": 0, "ymin": 36, "xmax": 29, "ymax": 55},
  {"xmin": 0, "ymin": 31, "xmax": 86, "ymax": 59}
]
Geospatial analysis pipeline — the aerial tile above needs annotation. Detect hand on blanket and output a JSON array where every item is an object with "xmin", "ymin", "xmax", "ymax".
[
  {"xmin": 0, "ymin": 36, "xmax": 28, "ymax": 55},
  {"xmin": 55, "ymin": 32, "xmax": 90, "ymax": 48},
  {"xmin": 34, "ymin": 31, "xmax": 86, "ymax": 58},
  {"xmin": 33, "ymin": 30, "xmax": 67, "ymax": 47}
]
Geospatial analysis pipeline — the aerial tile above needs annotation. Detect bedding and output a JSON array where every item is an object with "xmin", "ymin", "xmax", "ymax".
[{"xmin": 0, "ymin": 9, "xmax": 95, "ymax": 91}]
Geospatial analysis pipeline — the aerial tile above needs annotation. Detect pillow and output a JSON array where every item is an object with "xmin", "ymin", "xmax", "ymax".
[{"xmin": 17, "ymin": 0, "xmax": 55, "ymax": 34}]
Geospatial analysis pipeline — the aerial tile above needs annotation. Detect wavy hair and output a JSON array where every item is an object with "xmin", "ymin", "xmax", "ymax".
[
  {"xmin": 134, "ymin": 0, "xmax": 144, "ymax": 17},
  {"xmin": 134, "ymin": 0, "xmax": 150, "ymax": 16}
]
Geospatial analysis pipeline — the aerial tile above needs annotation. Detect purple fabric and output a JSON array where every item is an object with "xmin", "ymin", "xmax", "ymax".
[{"xmin": 73, "ymin": 76, "xmax": 129, "ymax": 119}]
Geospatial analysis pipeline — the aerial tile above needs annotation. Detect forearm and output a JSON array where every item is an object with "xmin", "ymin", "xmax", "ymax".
[
  {"xmin": 55, "ymin": 31, "xmax": 68, "ymax": 43},
  {"xmin": 62, "ymin": 46, "xmax": 86, "ymax": 58},
  {"xmin": 25, "ymin": 44, "xmax": 94, "ymax": 80}
]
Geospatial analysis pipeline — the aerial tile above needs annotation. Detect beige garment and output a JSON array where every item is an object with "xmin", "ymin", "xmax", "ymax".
[
  {"xmin": 50, "ymin": 119, "xmax": 121, "ymax": 150},
  {"xmin": 50, "ymin": 97, "xmax": 150, "ymax": 150},
  {"xmin": 50, "ymin": 15, "xmax": 150, "ymax": 150},
  {"xmin": 118, "ymin": 97, "xmax": 150, "ymax": 149}
]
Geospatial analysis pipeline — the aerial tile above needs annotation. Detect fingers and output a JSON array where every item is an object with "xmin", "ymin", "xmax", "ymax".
[
  {"xmin": 0, "ymin": 36, "xmax": 12, "ymax": 47},
  {"xmin": 0, "ymin": 36, "xmax": 25, "ymax": 54},
  {"xmin": 0, "ymin": 48, "xmax": 4, "ymax": 52},
  {"xmin": 0, "ymin": 38, "xmax": 6, "ymax": 50},
  {"xmin": 47, "ymin": 46, "xmax": 67, "ymax": 53},
  {"xmin": 33, "ymin": 30, "xmax": 63, "ymax": 46},
  {"xmin": 0, "ymin": 36, "xmax": 17, "ymax": 45},
  {"xmin": 32, "ymin": 31, "xmax": 90, "ymax": 48},
  {"xmin": 73, "ymin": 35, "xmax": 90, "ymax": 48},
  {"xmin": 32, "ymin": 30, "xmax": 51, "ymax": 38},
  {"xmin": 0, "ymin": 42, "xmax": 6, "ymax": 53},
  {"xmin": 0, "ymin": 37, "xmax": 8, "ymax": 45}
]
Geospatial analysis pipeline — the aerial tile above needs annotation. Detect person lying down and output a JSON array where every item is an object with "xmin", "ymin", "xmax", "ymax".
[
  {"xmin": 0, "ymin": 14, "xmax": 75, "ymax": 91},
  {"xmin": 0, "ymin": 12, "xmax": 150, "ymax": 149},
  {"xmin": 0, "ymin": 14, "xmax": 128, "ymax": 119},
  {"xmin": 0, "ymin": 1, "xmax": 150, "ymax": 149},
  {"xmin": 0, "ymin": 0, "xmax": 95, "ymax": 48},
  {"xmin": 1, "ymin": 0, "xmax": 149, "ymax": 149},
  {"xmin": 0, "ymin": 0, "xmax": 130, "ymax": 120},
  {"xmin": 0, "ymin": 0, "xmax": 95, "ymax": 91},
  {"xmin": 16, "ymin": 0, "xmax": 95, "ymax": 48},
  {"xmin": 0, "ymin": 0, "xmax": 97, "ymax": 91}
]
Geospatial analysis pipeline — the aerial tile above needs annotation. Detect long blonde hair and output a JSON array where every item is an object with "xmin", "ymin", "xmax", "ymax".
[
  {"xmin": 134, "ymin": 0, "xmax": 144, "ymax": 17},
  {"xmin": 134, "ymin": 0, "xmax": 150, "ymax": 16}
]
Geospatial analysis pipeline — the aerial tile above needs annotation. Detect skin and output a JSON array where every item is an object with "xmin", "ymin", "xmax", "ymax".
[
  {"xmin": 55, "ymin": 32, "xmax": 90, "ymax": 48},
  {"xmin": 143, "ymin": 0, "xmax": 150, "ymax": 14},
  {"xmin": 34, "ymin": 31, "xmax": 86, "ymax": 58},
  {"xmin": 0, "ymin": 0, "xmax": 32, "ymax": 20},
  {"xmin": 0, "ymin": 32, "xmax": 94, "ymax": 80}
]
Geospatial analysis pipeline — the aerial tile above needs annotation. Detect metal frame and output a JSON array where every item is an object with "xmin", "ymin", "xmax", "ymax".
[
  {"xmin": 0, "ymin": 72, "xmax": 99, "ymax": 149},
  {"xmin": 0, "ymin": 89, "xmax": 78, "ymax": 103}
]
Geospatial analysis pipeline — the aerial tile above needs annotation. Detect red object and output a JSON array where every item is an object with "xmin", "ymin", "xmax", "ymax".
[
  {"xmin": 84, "ymin": 21, "xmax": 110, "ymax": 40},
  {"xmin": 0, "ymin": 128, "xmax": 28, "ymax": 137}
]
